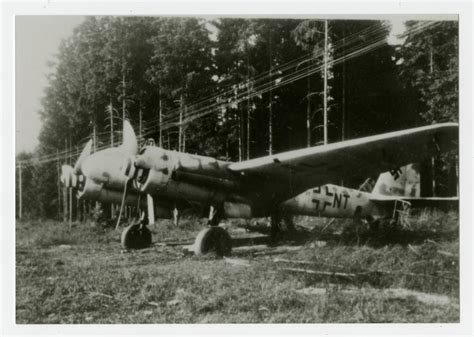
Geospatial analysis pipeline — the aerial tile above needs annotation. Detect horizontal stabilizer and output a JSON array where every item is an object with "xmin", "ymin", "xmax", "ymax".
[{"xmin": 370, "ymin": 196, "xmax": 458, "ymax": 211}]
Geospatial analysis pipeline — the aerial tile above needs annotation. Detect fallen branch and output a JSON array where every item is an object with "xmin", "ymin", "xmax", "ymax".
[
  {"xmin": 253, "ymin": 246, "xmax": 302, "ymax": 257},
  {"xmin": 437, "ymin": 250, "xmax": 457, "ymax": 258},
  {"xmin": 407, "ymin": 244, "xmax": 420, "ymax": 256},
  {"xmin": 90, "ymin": 292, "xmax": 114, "ymax": 299},
  {"xmin": 273, "ymin": 258, "xmax": 314, "ymax": 265},
  {"xmin": 281, "ymin": 267, "xmax": 356, "ymax": 280}
]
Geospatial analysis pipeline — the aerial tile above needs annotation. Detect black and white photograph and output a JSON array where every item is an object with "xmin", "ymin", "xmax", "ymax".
[{"xmin": 3, "ymin": 1, "xmax": 473, "ymax": 334}]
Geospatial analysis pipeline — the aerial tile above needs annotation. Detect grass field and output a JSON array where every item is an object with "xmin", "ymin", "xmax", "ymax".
[{"xmin": 16, "ymin": 210, "xmax": 459, "ymax": 323}]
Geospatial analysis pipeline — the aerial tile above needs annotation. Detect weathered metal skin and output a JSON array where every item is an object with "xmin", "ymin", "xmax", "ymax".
[
  {"xmin": 80, "ymin": 148, "xmax": 131, "ymax": 191},
  {"xmin": 61, "ymin": 121, "xmax": 458, "ymax": 225},
  {"xmin": 134, "ymin": 147, "xmax": 234, "ymax": 206},
  {"xmin": 281, "ymin": 184, "xmax": 384, "ymax": 220}
]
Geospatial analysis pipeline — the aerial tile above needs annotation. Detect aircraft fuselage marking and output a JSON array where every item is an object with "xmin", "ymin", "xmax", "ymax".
[{"xmin": 311, "ymin": 187, "xmax": 350, "ymax": 211}]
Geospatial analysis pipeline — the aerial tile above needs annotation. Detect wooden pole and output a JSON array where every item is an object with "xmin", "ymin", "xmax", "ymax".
[
  {"xmin": 110, "ymin": 99, "xmax": 114, "ymax": 147},
  {"xmin": 122, "ymin": 71, "xmax": 126, "ymax": 123},
  {"xmin": 323, "ymin": 19, "xmax": 328, "ymax": 145},
  {"xmin": 159, "ymin": 88, "xmax": 163, "ymax": 147},
  {"xmin": 63, "ymin": 140, "xmax": 68, "ymax": 222},
  {"xmin": 93, "ymin": 119, "xmax": 97, "ymax": 152},
  {"xmin": 139, "ymin": 102, "xmax": 143, "ymax": 144},
  {"xmin": 68, "ymin": 142, "xmax": 72, "ymax": 229},
  {"xmin": 342, "ymin": 24, "xmax": 346, "ymax": 141},
  {"xmin": 238, "ymin": 107, "xmax": 242, "ymax": 162},
  {"xmin": 57, "ymin": 149, "xmax": 61, "ymax": 220},
  {"xmin": 18, "ymin": 162, "xmax": 22, "ymax": 220},
  {"xmin": 247, "ymin": 68, "xmax": 251, "ymax": 160},
  {"xmin": 268, "ymin": 33, "xmax": 273, "ymax": 155},
  {"xmin": 306, "ymin": 76, "xmax": 311, "ymax": 147},
  {"xmin": 183, "ymin": 103, "xmax": 187, "ymax": 152},
  {"xmin": 179, "ymin": 94, "xmax": 183, "ymax": 152}
]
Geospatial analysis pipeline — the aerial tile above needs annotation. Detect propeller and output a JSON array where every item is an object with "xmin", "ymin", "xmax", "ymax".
[
  {"xmin": 115, "ymin": 119, "xmax": 157, "ymax": 229},
  {"xmin": 120, "ymin": 120, "xmax": 138, "ymax": 156},
  {"xmin": 73, "ymin": 139, "xmax": 93, "ymax": 175}
]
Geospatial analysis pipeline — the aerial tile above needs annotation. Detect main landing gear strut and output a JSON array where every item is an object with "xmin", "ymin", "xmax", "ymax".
[{"xmin": 193, "ymin": 207, "xmax": 232, "ymax": 257}]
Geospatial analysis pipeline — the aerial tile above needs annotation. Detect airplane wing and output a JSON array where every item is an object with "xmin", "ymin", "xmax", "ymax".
[{"xmin": 229, "ymin": 123, "xmax": 458, "ymax": 203}]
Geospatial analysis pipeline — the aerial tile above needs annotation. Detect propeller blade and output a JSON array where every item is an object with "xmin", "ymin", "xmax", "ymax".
[
  {"xmin": 147, "ymin": 194, "xmax": 155, "ymax": 225},
  {"xmin": 60, "ymin": 165, "xmax": 74, "ymax": 188},
  {"xmin": 121, "ymin": 120, "xmax": 138, "ymax": 156},
  {"xmin": 73, "ymin": 139, "xmax": 93, "ymax": 175}
]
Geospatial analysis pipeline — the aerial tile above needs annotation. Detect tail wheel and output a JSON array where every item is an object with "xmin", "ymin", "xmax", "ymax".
[
  {"xmin": 121, "ymin": 223, "xmax": 152, "ymax": 249},
  {"xmin": 194, "ymin": 226, "xmax": 232, "ymax": 257}
]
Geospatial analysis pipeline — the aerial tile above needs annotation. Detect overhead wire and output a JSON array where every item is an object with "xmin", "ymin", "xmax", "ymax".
[{"xmin": 17, "ymin": 20, "xmax": 440, "ymax": 167}]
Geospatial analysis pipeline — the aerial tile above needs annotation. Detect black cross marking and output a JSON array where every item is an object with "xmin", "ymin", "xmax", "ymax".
[
  {"xmin": 390, "ymin": 167, "xmax": 402, "ymax": 180},
  {"xmin": 321, "ymin": 201, "xmax": 332, "ymax": 212},
  {"xmin": 313, "ymin": 186, "xmax": 321, "ymax": 193},
  {"xmin": 311, "ymin": 199, "xmax": 320, "ymax": 211},
  {"xmin": 325, "ymin": 185, "xmax": 333, "ymax": 197}
]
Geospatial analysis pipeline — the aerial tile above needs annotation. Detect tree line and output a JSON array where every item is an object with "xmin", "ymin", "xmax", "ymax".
[{"xmin": 16, "ymin": 17, "xmax": 458, "ymax": 219}]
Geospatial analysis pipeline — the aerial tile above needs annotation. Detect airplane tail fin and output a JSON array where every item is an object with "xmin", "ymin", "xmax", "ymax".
[{"xmin": 372, "ymin": 163, "xmax": 420, "ymax": 197}]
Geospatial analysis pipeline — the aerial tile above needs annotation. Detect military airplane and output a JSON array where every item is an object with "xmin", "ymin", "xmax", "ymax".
[{"xmin": 61, "ymin": 121, "xmax": 458, "ymax": 256}]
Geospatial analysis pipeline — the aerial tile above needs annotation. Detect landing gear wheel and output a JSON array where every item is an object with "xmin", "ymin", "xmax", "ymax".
[
  {"xmin": 121, "ymin": 223, "xmax": 152, "ymax": 249},
  {"xmin": 194, "ymin": 226, "xmax": 232, "ymax": 257}
]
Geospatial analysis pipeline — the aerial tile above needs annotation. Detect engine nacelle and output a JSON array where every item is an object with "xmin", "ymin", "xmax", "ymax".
[
  {"xmin": 134, "ymin": 147, "xmax": 175, "ymax": 194},
  {"xmin": 77, "ymin": 178, "xmax": 172, "ymax": 218}
]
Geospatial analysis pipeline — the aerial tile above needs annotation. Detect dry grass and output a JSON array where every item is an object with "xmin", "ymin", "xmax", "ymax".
[{"xmin": 16, "ymin": 210, "xmax": 459, "ymax": 323}]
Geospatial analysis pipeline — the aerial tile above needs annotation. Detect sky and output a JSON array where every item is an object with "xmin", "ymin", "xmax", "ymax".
[
  {"xmin": 15, "ymin": 16, "xmax": 405, "ymax": 154},
  {"xmin": 15, "ymin": 15, "xmax": 85, "ymax": 154}
]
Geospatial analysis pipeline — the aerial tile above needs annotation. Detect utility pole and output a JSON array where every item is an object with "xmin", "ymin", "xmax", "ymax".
[
  {"xmin": 139, "ymin": 102, "xmax": 143, "ymax": 144},
  {"xmin": 75, "ymin": 145, "xmax": 80, "ymax": 221},
  {"xmin": 18, "ymin": 162, "xmax": 22, "ymax": 220},
  {"xmin": 63, "ymin": 139, "xmax": 68, "ymax": 222},
  {"xmin": 268, "ymin": 33, "xmax": 273, "ymax": 155},
  {"xmin": 122, "ymin": 71, "xmax": 126, "ymax": 124},
  {"xmin": 341, "ymin": 25, "xmax": 346, "ymax": 141},
  {"xmin": 429, "ymin": 45, "xmax": 436, "ymax": 197},
  {"xmin": 247, "ymin": 51, "xmax": 251, "ymax": 160},
  {"xmin": 159, "ymin": 88, "xmax": 163, "ymax": 147},
  {"xmin": 323, "ymin": 19, "xmax": 328, "ymax": 145},
  {"xmin": 109, "ymin": 99, "xmax": 114, "ymax": 147},
  {"xmin": 238, "ymin": 108, "xmax": 242, "ymax": 162},
  {"xmin": 306, "ymin": 76, "xmax": 311, "ymax": 148},
  {"xmin": 183, "ymin": 104, "xmax": 187, "ymax": 152},
  {"xmin": 92, "ymin": 117, "xmax": 99, "ymax": 212},
  {"xmin": 56, "ymin": 149, "xmax": 61, "ymax": 220},
  {"xmin": 68, "ymin": 141, "xmax": 72, "ymax": 229},
  {"xmin": 93, "ymin": 117, "xmax": 97, "ymax": 152},
  {"xmin": 179, "ymin": 94, "xmax": 183, "ymax": 152}
]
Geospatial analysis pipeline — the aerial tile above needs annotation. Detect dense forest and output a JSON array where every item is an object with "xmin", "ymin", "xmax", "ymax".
[{"xmin": 16, "ymin": 17, "xmax": 459, "ymax": 219}]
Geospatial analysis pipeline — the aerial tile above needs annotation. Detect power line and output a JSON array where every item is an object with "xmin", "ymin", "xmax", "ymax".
[{"xmin": 17, "ymin": 20, "xmax": 440, "ymax": 167}]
